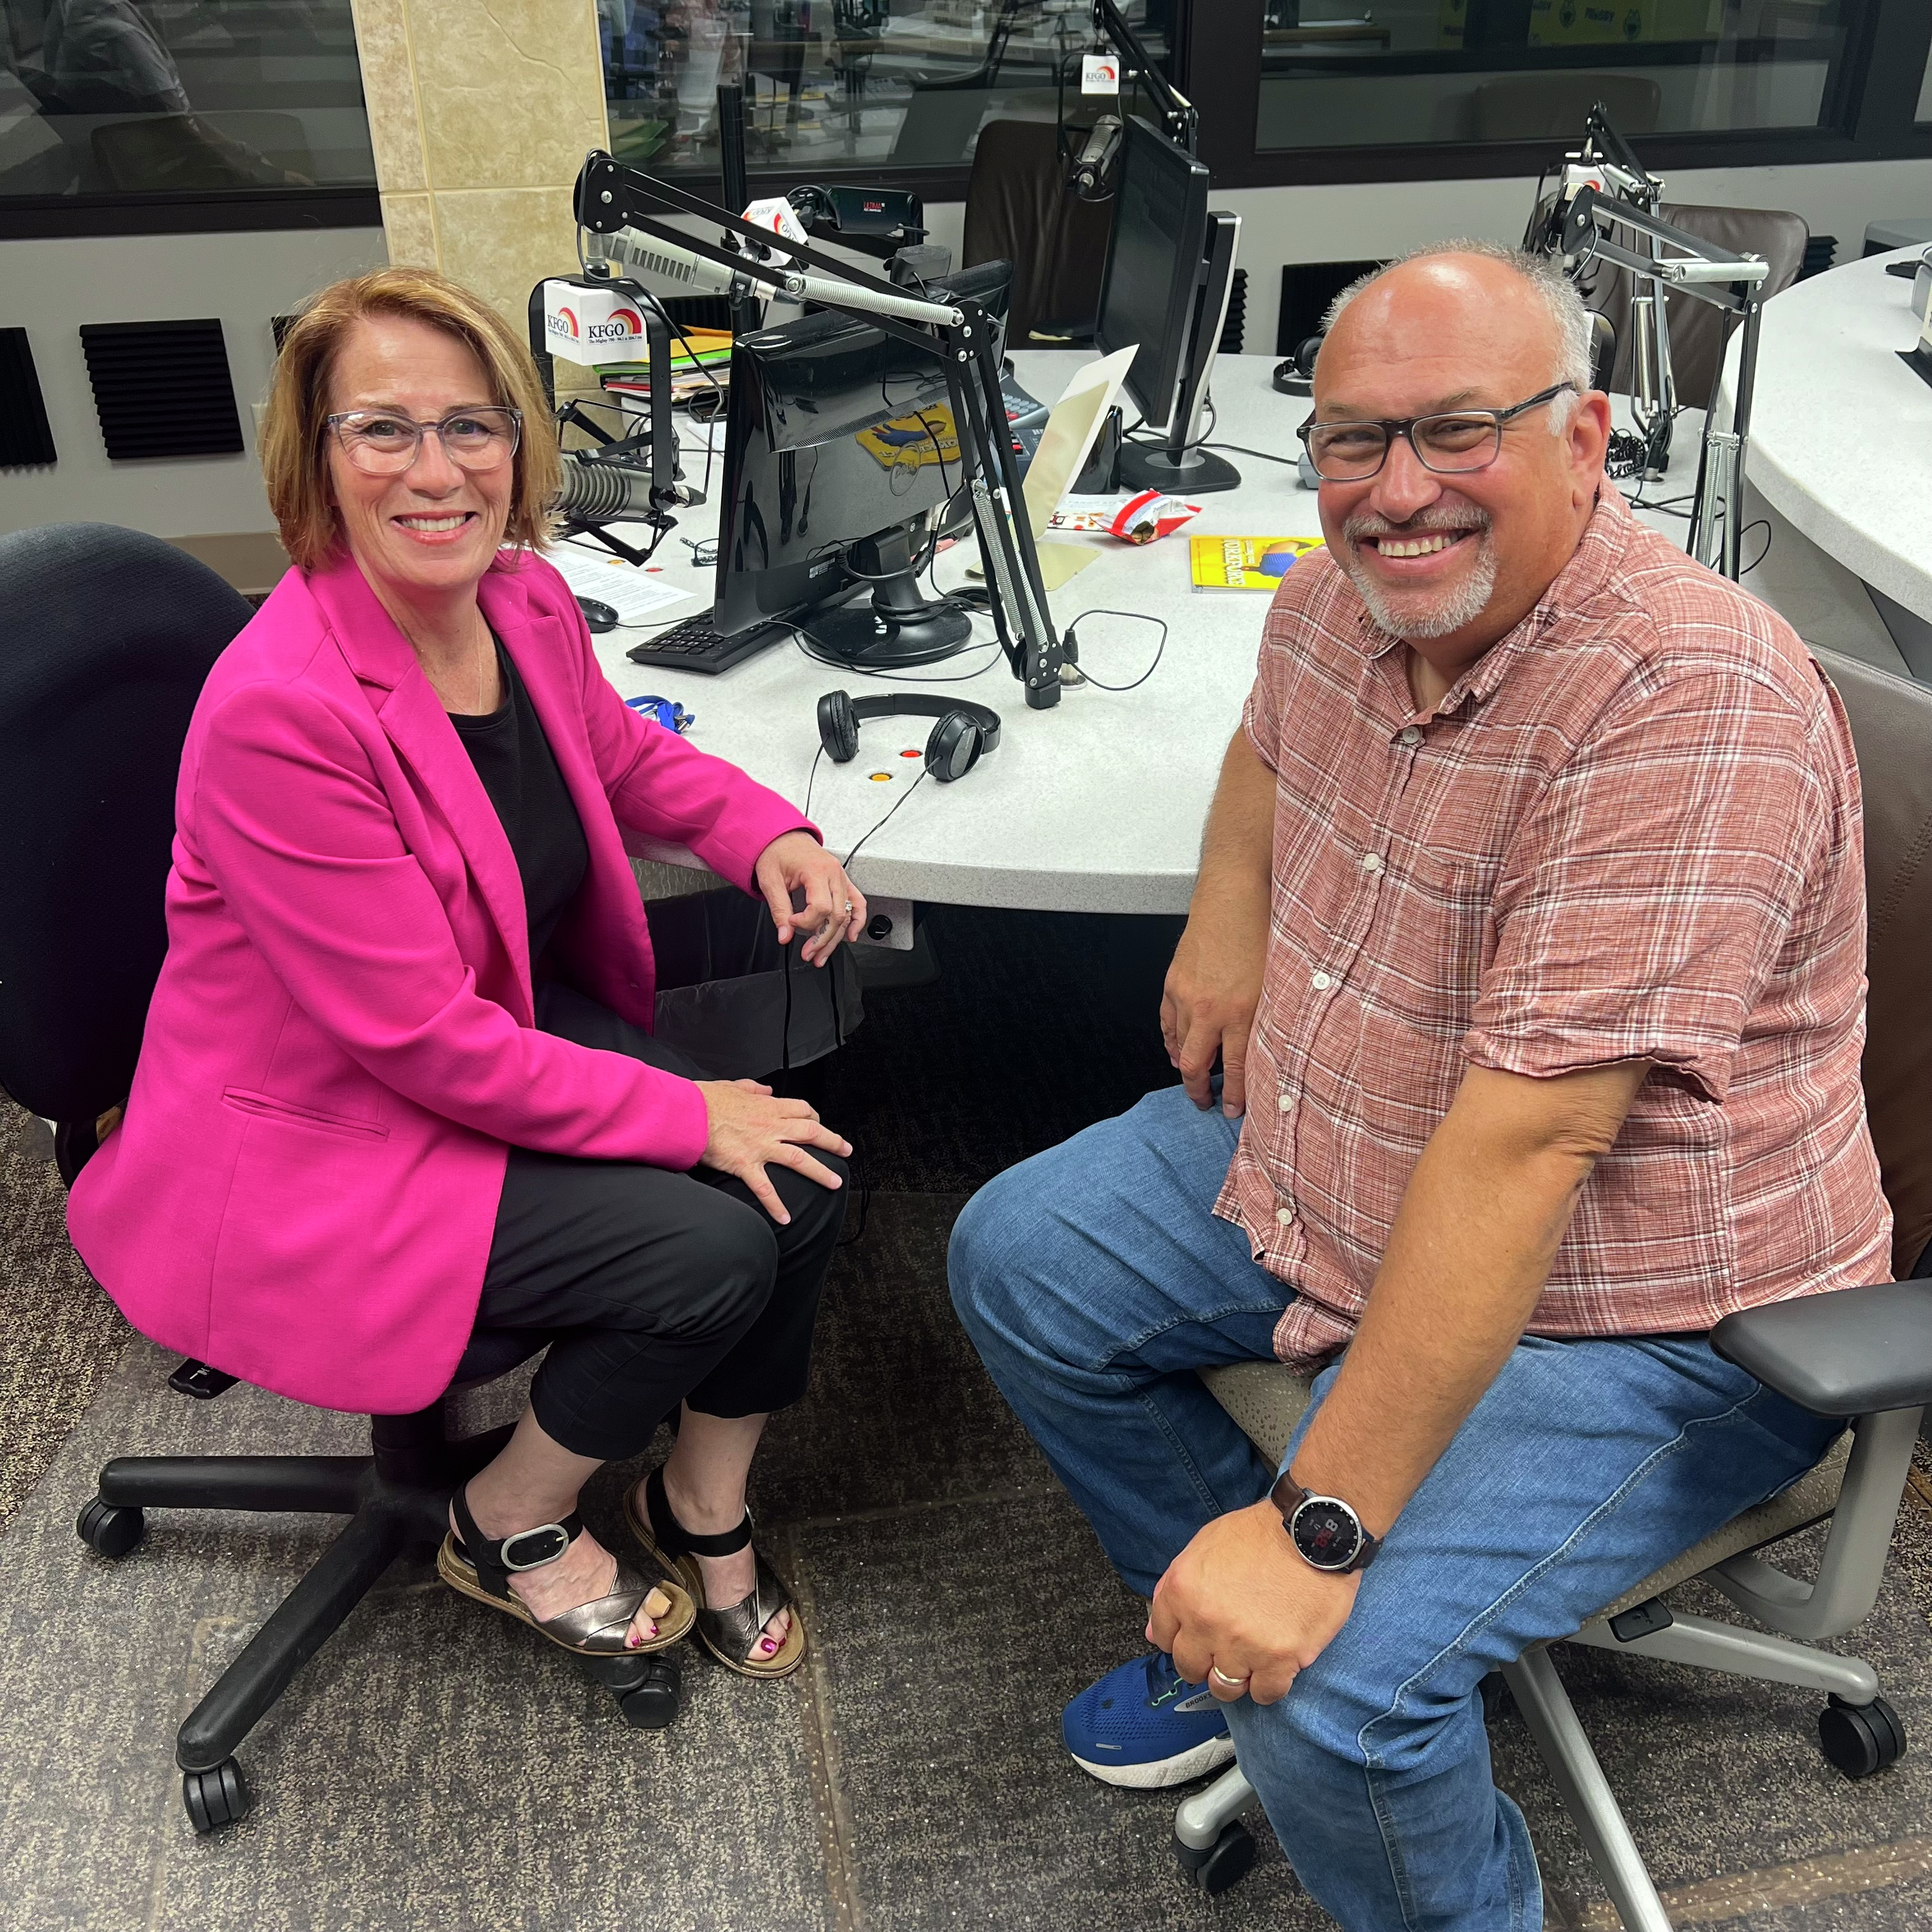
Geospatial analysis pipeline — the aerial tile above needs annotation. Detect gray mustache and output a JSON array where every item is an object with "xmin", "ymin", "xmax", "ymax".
[{"xmin": 1342, "ymin": 508, "xmax": 1491, "ymax": 542}]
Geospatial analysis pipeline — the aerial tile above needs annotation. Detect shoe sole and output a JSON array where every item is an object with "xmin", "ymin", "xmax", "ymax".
[{"xmin": 1069, "ymin": 1734, "xmax": 1236, "ymax": 1790}]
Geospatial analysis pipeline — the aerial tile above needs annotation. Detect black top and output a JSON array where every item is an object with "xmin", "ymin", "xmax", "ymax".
[{"xmin": 450, "ymin": 637, "xmax": 589, "ymax": 971}]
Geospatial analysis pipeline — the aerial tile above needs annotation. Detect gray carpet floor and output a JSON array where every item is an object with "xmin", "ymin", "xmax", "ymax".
[
  {"xmin": 6, "ymin": 907, "xmax": 1932, "ymax": 1930},
  {"xmin": 0, "ymin": 1101, "xmax": 129, "ymax": 1529}
]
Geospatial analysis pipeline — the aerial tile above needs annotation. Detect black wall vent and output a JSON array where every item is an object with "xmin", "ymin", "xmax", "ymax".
[
  {"xmin": 1278, "ymin": 260, "xmax": 1383, "ymax": 357},
  {"xmin": 661, "ymin": 294, "xmax": 735, "ymax": 333},
  {"xmin": 79, "ymin": 319, "xmax": 244, "ymax": 460},
  {"xmin": 1799, "ymin": 236, "xmax": 1837, "ymax": 281},
  {"xmin": 1218, "ymin": 267, "xmax": 1249, "ymax": 356},
  {"xmin": 0, "ymin": 329, "xmax": 57, "ymax": 468}
]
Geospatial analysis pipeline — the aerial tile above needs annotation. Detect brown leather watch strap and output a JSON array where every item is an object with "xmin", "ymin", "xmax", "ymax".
[{"xmin": 1269, "ymin": 1470, "xmax": 1312, "ymax": 1518}]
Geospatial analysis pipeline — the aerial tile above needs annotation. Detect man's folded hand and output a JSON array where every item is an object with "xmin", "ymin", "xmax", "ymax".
[{"xmin": 1148, "ymin": 1501, "xmax": 1361, "ymax": 1706}]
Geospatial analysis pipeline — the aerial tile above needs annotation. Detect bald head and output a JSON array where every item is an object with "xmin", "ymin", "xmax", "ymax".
[
  {"xmin": 1323, "ymin": 244, "xmax": 1593, "ymax": 422},
  {"xmin": 1305, "ymin": 238, "xmax": 1611, "ymax": 673}
]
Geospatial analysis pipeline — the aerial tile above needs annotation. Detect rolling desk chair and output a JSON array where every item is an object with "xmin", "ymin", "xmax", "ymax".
[
  {"xmin": 960, "ymin": 120, "xmax": 1113, "ymax": 346},
  {"xmin": 1591, "ymin": 204, "xmax": 1810, "ymax": 411},
  {"xmin": 0, "ymin": 524, "xmax": 681, "ymax": 1837},
  {"xmin": 1174, "ymin": 643, "xmax": 1932, "ymax": 1929}
]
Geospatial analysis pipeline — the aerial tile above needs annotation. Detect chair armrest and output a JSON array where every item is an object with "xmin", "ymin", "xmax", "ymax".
[{"xmin": 1712, "ymin": 1279, "xmax": 1932, "ymax": 1416}]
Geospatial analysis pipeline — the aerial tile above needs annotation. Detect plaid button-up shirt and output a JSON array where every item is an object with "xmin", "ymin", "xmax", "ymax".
[{"xmin": 1217, "ymin": 488, "xmax": 1892, "ymax": 1371}]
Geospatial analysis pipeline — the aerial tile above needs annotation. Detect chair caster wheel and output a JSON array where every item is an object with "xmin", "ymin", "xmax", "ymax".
[
  {"xmin": 617, "ymin": 1666, "xmax": 682, "ymax": 1730},
  {"xmin": 77, "ymin": 1496, "xmax": 144, "ymax": 1559},
  {"xmin": 582, "ymin": 1649, "xmax": 682, "ymax": 1728},
  {"xmin": 182, "ymin": 1759, "xmax": 252, "ymax": 1833},
  {"xmin": 1820, "ymin": 1694, "xmax": 1904, "ymax": 1779},
  {"xmin": 1176, "ymin": 1820, "xmax": 1256, "ymax": 1895}
]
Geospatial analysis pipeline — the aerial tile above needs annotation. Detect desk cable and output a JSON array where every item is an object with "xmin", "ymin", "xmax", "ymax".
[
  {"xmin": 1062, "ymin": 608, "xmax": 1169, "ymax": 692},
  {"xmin": 791, "ymin": 626, "xmax": 1005, "ymax": 685}
]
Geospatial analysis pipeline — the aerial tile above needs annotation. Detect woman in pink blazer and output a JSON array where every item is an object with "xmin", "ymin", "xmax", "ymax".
[{"xmin": 68, "ymin": 268, "xmax": 866, "ymax": 1680}]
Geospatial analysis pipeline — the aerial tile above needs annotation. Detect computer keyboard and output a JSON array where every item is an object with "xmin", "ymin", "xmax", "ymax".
[{"xmin": 624, "ymin": 609, "xmax": 788, "ymax": 675}]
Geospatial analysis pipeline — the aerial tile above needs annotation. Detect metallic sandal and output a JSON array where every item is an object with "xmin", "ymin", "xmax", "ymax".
[
  {"xmin": 437, "ymin": 1482, "xmax": 695, "ymax": 1657},
  {"xmin": 623, "ymin": 1463, "xmax": 806, "ymax": 1680}
]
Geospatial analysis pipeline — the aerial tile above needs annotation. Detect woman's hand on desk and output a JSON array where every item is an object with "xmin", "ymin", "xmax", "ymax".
[
  {"xmin": 697, "ymin": 1079, "xmax": 851, "ymax": 1226},
  {"xmin": 755, "ymin": 831, "xmax": 866, "ymax": 967}
]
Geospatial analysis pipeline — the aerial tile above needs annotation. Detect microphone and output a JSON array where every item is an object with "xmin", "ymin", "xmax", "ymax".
[
  {"xmin": 554, "ymin": 451, "xmax": 701, "ymax": 526},
  {"xmin": 588, "ymin": 226, "xmax": 961, "ymax": 327},
  {"xmin": 1067, "ymin": 116, "xmax": 1122, "ymax": 200}
]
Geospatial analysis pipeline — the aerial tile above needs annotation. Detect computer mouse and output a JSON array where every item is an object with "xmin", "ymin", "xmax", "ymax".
[{"xmin": 576, "ymin": 596, "xmax": 619, "ymax": 633}]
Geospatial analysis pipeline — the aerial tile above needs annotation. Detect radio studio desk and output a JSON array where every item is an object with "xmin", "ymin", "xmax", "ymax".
[
  {"xmin": 585, "ymin": 351, "xmax": 1711, "ymax": 922},
  {"xmin": 1728, "ymin": 245, "xmax": 1932, "ymax": 680}
]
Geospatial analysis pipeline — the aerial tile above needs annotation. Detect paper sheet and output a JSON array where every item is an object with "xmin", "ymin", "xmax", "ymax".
[
  {"xmin": 1019, "ymin": 345, "xmax": 1139, "ymax": 538},
  {"xmin": 550, "ymin": 540, "xmax": 696, "ymax": 625}
]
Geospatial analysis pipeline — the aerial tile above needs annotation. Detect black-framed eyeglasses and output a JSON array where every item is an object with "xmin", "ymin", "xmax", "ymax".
[
  {"xmin": 325, "ymin": 406, "xmax": 522, "ymax": 475},
  {"xmin": 1298, "ymin": 382, "xmax": 1578, "ymax": 482}
]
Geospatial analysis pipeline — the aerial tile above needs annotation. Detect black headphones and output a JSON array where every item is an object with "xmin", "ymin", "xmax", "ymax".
[{"xmin": 816, "ymin": 690, "xmax": 1001, "ymax": 784}]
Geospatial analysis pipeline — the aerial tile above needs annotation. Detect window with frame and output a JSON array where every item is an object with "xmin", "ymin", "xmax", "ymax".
[
  {"xmin": 0, "ymin": 0, "xmax": 375, "ymax": 203},
  {"xmin": 598, "ymin": 0, "xmax": 1177, "ymax": 179},
  {"xmin": 1256, "ymin": 0, "xmax": 1869, "ymax": 153}
]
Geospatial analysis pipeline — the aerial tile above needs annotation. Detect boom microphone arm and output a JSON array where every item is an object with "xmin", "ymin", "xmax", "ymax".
[
  {"xmin": 1559, "ymin": 187, "xmax": 1772, "ymax": 582},
  {"xmin": 1092, "ymin": 0, "xmax": 1195, "ymax": 153},
  {"xmin": 573, "ymin": 149, "xmax": 1066, "ymax": 708}
]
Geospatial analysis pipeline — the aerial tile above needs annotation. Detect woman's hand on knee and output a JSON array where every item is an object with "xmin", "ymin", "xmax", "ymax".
[{"xmin": 697, "ymin": 1079, "xmax": 852, "ymax": 1224}]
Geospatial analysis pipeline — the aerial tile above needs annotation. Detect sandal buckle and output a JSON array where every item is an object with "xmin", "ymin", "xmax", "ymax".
[{"xmin": 499, "ymin": 1521, "xmax": 571, "ymax": 1571}]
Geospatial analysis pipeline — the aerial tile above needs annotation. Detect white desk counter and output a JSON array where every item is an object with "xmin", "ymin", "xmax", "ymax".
[
  {"xmin": 586, "ymin": 352, "xmax": 1706, "ymax": 916},
  {"xmin": 1733, "ymin": 247, "xmax": 1932, "ymax": 629}
]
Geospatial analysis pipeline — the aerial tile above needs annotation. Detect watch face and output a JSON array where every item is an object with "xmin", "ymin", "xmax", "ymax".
[{"xmin": 1291, "ymin": 1497, "xmax": 1362, "ymax": 1571}]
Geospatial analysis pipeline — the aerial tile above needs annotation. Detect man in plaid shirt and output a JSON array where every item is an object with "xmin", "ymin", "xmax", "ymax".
[{"xmin": 950, "ymin": 240, "xmax": 1888, "ymax": 1930}]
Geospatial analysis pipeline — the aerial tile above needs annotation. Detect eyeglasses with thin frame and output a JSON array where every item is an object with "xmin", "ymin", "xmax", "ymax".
[
  {"xmin": 326, "ymin": 406, "xmax": 522, "ymax": 476},
  {"xmin": 1297, "ymin": 381, "xmax": 1578, "ymax": 482}
]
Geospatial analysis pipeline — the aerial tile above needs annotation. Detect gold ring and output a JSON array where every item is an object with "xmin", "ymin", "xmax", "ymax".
[{"xmin": 1209, "ymin": 1665, "xmax": 1250, "ymax": 1690}]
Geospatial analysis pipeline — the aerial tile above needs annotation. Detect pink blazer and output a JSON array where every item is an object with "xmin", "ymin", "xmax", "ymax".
[{"xmin": 67, "ymin": 549, "xmax": 811, "ymax": 1416}]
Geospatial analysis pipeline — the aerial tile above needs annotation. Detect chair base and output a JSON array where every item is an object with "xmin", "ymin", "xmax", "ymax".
[{"xmin": 79, "ymin": 1406, "xmax": 682, "ymax": 1830}]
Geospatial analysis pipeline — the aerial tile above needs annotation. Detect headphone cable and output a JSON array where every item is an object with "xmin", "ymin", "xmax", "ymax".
[{"xmin": 842, "ymin": 767, "xmax": 930, "ymax": 875}]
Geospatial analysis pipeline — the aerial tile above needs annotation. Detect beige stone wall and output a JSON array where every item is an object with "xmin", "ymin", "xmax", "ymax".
[{"xmin": 348, "ymin": 0, "xmax": 609, "ymax": 331}]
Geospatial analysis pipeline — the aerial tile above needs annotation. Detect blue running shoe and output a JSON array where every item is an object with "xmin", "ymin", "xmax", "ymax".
[{"xmin": 1062, "ymin": 1651, "xmax": 1235, "ymax": 1788}]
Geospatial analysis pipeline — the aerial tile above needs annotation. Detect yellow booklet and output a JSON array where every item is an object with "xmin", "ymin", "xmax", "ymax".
[{"xmin": 1189, "ymin": 534, "xmax": 1324, "ymax": 591}]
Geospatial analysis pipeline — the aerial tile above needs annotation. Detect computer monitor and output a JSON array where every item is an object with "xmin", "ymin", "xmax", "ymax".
[
  {"xmin": 712, "ymin": 261, "xmax": 1011, "ymax": 670},
  {"xmin": 1094, "ymin": 116, "xmax": 1242, "ymax": 495}
]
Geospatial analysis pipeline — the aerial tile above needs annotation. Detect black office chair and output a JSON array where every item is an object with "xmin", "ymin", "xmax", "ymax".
[{"xmin": 0, "ymin": 524, "xmax": 679, "ymax": 1838}]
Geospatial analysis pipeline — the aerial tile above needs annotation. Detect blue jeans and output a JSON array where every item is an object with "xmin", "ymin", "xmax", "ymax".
[{"xmin": 948, "ymin": 1084, "xmax": 1841, "ymax": 1932}]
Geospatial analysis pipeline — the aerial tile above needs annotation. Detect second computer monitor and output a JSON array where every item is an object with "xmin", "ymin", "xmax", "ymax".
[
  {"xmin": 1095, "ymin": 116, "xmax": 1241, "ymax": 495},
  {"xmin": 713, "ymin": 261, "xmax": 1011, "ymax": 669}
]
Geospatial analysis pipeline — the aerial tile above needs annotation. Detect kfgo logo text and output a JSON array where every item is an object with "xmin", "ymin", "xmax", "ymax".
[
  {"xmin": 545, "ymin": 307, "xmax": 580, "ymax": 343},
  {"xmin": 587, "ymin": 308, "xmax": 645, "ymax": 345}
]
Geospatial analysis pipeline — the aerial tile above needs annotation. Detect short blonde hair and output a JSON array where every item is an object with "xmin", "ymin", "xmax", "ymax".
[{"xmin": 261, "ymin": 267, "xmax": 559, "ymax": 571}]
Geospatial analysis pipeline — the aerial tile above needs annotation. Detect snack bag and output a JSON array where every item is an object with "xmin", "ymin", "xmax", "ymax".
[{"xmin": 1109, "ymin": 489, "xmax": 1202, "ymax": 544}]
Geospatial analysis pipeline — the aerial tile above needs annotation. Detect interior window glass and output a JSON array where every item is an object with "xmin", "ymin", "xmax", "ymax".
[
  {"xmin": 1257, "ymin": 0, "xmax": 1864, "ymax": 151},
  {"xmin": 0, "ymin": 0, "xmax": 376, "ymax": 201},
  {"xmin": 600, "ymin": 0, "xmax": 1178, "ymax": 177}
]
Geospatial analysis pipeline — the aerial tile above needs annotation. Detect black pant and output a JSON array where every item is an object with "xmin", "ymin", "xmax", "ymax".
[{"xmin": 474, "ymin": 983, "xmax": 847, "ymax": 1461}]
